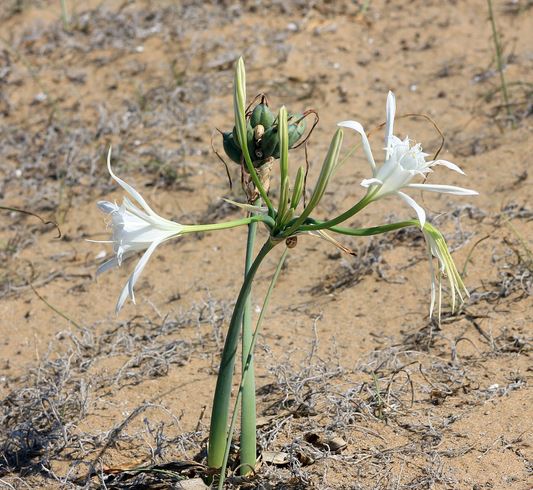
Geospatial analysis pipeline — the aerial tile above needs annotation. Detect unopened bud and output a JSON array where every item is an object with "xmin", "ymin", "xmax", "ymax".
[
  {"xmin": 250, "ymin": 103, "xmax": 275, "ymax": 129},
  {"xmin": 288, "ymin": 114, "xmax": 307, "ymax": 148}
]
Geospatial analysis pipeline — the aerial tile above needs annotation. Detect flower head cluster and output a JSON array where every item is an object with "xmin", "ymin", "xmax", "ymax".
[{"xmin": 339, "ymin": 91, "xmax": 478, "ymax": 227}]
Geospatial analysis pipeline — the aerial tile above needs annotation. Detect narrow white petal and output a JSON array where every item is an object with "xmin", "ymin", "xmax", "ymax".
[
  {"xmin": 106, "ymin": 147, "xmax": 157, "ymax": 216},
  {"xmin": 122, "ymin": 195, "xmax": 183, "ymax": 232},
  {"xmin": 97, "ymin": 201, "xmax": 118, "ymax": 214},
  {"xmin": 127, "ymin": 240, "xmax": 160, "ymax": 302},
  {"xmin": 385, "ymin": 91, "xmax": 396, "ymax": 150},
  {"xmin": 397, "ymin": 191, "xmax": 426, "ymax": 228},
  {"xmin": 115, "ymin": 283, "xmax": 130, "ymax": 315},
  {"xmin": 407, "ymin": 183, "xmax": 479, "ymax": 195},
  {"xmin": 96, "ymin": 256, "xmax": 119, "ymax": 277},
  {"xmin": 430, "ymin": 159, "xmax": 465, "ymax": 175},
  {"xmin": 115, "ymin": 239, "xmax": 161, "ymax": 314},
  {"xmin": 122, "ymin": 196, "xmax": 152, "ymax": 221},
  {"xmin": 361, "ymin": 177, "xmax": 383, "ymax": 188},
  {"xmin": 338, "ymin": 120, "xmax": 376, "ymax": 173}
]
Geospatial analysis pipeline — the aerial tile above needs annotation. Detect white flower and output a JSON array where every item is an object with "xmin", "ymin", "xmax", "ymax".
[
  {"xmin": 422, "ymin": 223, "xmax": 469, "ymax": 320},
  {"xmin": 338, "ymin": 91, "xmax": 478, "ymax": 227},
  {"xmin": 96, "ymin": 148, "xmax": 186, "ymax": 313}
]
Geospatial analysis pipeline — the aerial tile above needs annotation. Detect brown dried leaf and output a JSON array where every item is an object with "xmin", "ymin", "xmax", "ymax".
[{"xmin": 262, "ymin": 451, "xmax": 290, "ymax": 465}]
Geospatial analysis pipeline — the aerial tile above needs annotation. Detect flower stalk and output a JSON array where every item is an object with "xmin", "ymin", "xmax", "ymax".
[
  {"xmin": 207, "ymin": 239, "xmax": 277, "ymax": 469},
  {"xmin": 239, "ymin": 209, "xmax": 258, "ymax": 475},
  {"xmin": 218, "ymin": 247, "xmax": 289, "ymax": 489}
]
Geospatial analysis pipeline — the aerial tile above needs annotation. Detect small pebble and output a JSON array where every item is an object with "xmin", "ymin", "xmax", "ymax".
[
  {"xmin": 34, "ymin": 92, "xmax": 47, "ymax": 102},
  {"xmin": 287, "ymin": 22, "xmax": 298, "ymax": 32}
]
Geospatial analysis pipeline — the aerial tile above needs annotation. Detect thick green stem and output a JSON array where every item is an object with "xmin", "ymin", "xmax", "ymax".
[
  {"xmin": 240, "ymin": 215, "xmax": 257, "ymax": 475},
  {"xmin": 207, "ymin": 240, "xmax": 275, "ymax": 469},
  {"xmin": 218, "ymin": 247, "xmax": 289, "ymax": 489}
]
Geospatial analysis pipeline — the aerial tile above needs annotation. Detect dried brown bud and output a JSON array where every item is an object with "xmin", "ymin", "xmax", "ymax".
[{"xmin": 254, "ymin": 124, "xmax": 265, "ymax": 141}]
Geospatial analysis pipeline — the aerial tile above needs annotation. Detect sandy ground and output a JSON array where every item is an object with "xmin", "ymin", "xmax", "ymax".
[{"xmin": 0, "ymin": 1, "xmax": 531, "ymax": 488}]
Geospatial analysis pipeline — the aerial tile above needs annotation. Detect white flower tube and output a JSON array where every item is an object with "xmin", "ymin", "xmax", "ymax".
[{"xmin": 338, "ymin": 91, "xmax": 478, "ymax": 227}]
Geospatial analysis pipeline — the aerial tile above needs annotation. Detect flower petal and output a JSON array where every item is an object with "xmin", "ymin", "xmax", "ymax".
[
  {"xmin": 360, "ymin": 177, "xmax": 383, "ymax": 188},
  {"xmin": 431, "ymin": 159, "xmax": 465, "ymax": 175},
  {"xmin": 106, "ymin": 147, "xmax": 157, "ymax": 217},
  {"xmin": 385, "ymin": 91, "xmax": 396, "ymax": 152},
  {"xmin": 97, "ymin": 201, "xmax": 119, "ymax": 214},
  {"xmin": 96, "ymin": 256, "xmax": 119, "ymax": 277},
  {"xmin": 338, "ymin": 120, "xmax": 376, "ymax": 173},
  {"xmin": 397, "ymin": 191, "xmax": 426, "ymax": 228},
  {"xmin": 115, "ymin": 239, "xmax": 161, "ymax": 314},
  {"xmin": 407, "ymin": 183, "xmax": 479, "ymax": 195}
]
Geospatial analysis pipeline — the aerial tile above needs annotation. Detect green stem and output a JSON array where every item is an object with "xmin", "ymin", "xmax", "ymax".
[
  {"xmin": 207, "ymin": 240, "xmax": 276, "ymax": 469},
  {"xmin": 59, "ymin": 0, "xmax": 69, "ymax": 29},
  {"xmin": 241, "ymin": 143, "xmax": 275, "ymax": 217},
  {"xmin": 240, "ymin": 210, "xmax": 258, "ymax": 475},
  {"xmin": 218, "ymin": 247, "xmax": 289, "ymax": 489},
  {"xmin": 294, "ymin": 191, "xmax": 376, "ymax": 233},
  {"xmin": 307, "ymin": 219, "xmax": 418, "ymax": 236},
  {"xmin": 487, "ymin": 0, "xmax": 513, "ymax": 123},
  {"xmin": 185, "ymin": 214, "xmax": 274, "ymax": 234}
]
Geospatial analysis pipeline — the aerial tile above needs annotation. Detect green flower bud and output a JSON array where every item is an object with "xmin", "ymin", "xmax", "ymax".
[
  {"xmin": 250, "ymin": 103, "xmax": 275, "ymax": 130},
  {"xmin": 246, "ymin": 121, "xmax": 257, "ymax": 162},
  {"xmin": 287, "ymin": 114, "xmax": 307, "ymax": 148},
  {"xmin": 233, "ymin": 57, "xmax": 247, "ymax": 157},
  {"xmin": 222, "ymin": 131, "xmax": 242, "ymax": 164},
  {"xmin": 260, "ymin": 125, "xmax": 280, "ymax": 160}
]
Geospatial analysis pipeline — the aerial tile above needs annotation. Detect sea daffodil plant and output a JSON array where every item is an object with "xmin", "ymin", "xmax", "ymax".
[{"xmin": 94, "ymin": 58, "xmax": 478, "ymax": 487}]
